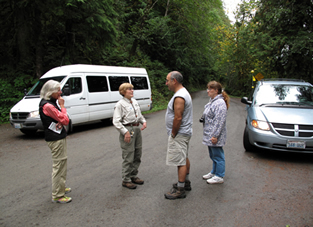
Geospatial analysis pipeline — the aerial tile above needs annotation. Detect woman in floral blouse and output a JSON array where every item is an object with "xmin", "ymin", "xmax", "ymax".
[{"xmin": 202, "ymin": 81, "xmax": 230, "ymax": 184}]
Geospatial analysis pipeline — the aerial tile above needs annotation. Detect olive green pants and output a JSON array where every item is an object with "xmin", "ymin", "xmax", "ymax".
[
  {"xmin": 119, "ymin": 126, "xmax": 142, "ymax": 182},
  {"xmin": 47, "ymin": 138, "xmax": 67, "ymax": 199}
]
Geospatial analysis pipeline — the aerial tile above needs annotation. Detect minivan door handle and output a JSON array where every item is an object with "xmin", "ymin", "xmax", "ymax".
[{"xmin": 80, "ymin": 97, "xmax": 86, "ymax": 100}]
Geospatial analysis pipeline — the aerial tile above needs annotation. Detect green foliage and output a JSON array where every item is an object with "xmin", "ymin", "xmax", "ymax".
[
  {"xmin": 0, "ymin": 0, "xmax": 252, "ymax": 124},
  {"xmin": 253, "ymin": 0, "xmax": 313, "ymax": 82},
  {"xmin": 219, "ymin": 0, "xmax": 313, "ymax": 97},
  {"xmin": 0, "ymin": 72, "xmax": 37, "ymax": 123}
]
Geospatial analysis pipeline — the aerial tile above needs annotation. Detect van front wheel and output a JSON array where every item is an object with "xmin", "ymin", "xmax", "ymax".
[
  {"xmin": 20, "ymin": 129, "xmax": 38, "ymax": 136},
  {"xmin": 65, "ymin": 119, "xmax": 72, "ymax": 134}
]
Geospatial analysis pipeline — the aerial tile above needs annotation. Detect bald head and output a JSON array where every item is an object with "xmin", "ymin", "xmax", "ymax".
[{"xmin": 169, "ymin": 71, "xmax": 183, "ymax": 84}]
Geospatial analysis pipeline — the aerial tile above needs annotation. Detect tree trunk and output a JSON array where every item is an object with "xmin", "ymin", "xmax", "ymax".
[
  {"xmin": 165, "ymin": 0, "xmax": 170, "ymax": 16},
  {"xmin": 16, "ymin": 7, "xmax": 30, "ymax": 69},
  {"xmin": 34, "ymin": 7, "xmax": 43, "ymax": 78}
]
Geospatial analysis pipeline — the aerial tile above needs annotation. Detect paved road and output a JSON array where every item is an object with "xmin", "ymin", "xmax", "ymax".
[{"xmin": 0, "ymin": 91, "xmax": 312, "ymax": 227}]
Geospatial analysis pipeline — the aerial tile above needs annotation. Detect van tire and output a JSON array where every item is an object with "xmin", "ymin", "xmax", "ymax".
[
  {"xmin": 20, "ymin": 129, "xmax": 38, "ymax": 136},
  {"xmin": 243, "ymin": 126, "xmax": 254, "ymax": 152},
  {"xmin": 65, "ymin": 119, "xmax": 72, "ymax": 134}
]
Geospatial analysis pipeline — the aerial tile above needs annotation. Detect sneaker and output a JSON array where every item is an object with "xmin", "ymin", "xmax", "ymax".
[
  {"xmin": 65, "ymin": 187, "xmax": 71, "ymax": 194},
  {"xmin": 52, "ymin": 196, "xmax": 72, "ymax": 203},
  {"xmin": 122, "ymin": 181, "xmax": 137, "ymax": 189},
  {"xmin": 131, "ymin": 177, "xmax": 144, "ymax": 185},
  {"xmin": 173, "ymin": 180, "xmax": 192, "ymax": 191},
  {"xmin": 203, "ymin": 172, "xmax": 215, "ymax": 180},
  {"xmin": 207, "ymin": 176, "xmax": 224, "ymax": 184},
  {"xmin": 164, "ymin": 186, "xmax": 186, "ymax": 200}
]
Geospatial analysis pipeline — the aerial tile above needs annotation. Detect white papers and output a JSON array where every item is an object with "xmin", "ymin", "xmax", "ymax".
[{"xmin": 48, "ymin": 122, "xmax": 62, "ymax": 134}]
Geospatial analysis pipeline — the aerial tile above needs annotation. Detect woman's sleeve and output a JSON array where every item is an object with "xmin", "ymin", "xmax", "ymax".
[
  {"xmin": 43, "ymin": 103, "xmax": 69, "ymax": 125},
  {"xmin": 113, "ymin": 103, "xmax": 128, "ymax": 135}
]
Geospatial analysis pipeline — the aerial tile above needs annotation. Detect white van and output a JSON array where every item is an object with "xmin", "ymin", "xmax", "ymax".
[{"xmin": 10, "ymin": 64, "xmax": 152, "ymax": 135}]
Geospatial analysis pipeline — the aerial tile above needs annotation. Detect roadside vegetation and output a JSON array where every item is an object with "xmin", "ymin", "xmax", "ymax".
[{"xmin": 0, "ymin": 0, "xmax": 312, "ymax": 123}]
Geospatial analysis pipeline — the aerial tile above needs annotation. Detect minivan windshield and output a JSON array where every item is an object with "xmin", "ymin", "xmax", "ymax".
[
  {"xmin": 26, "ymin": 76, "xmax": 66, "ymax": 96},
  {"xmin": 254, "ymin": 84, "xmax": 313, "ymax": 107}
]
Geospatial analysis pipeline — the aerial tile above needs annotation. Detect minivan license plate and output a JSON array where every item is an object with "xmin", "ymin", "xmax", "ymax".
[
  {"xmin": 287, "ymin": 140, "xmax": 306, "ymax": 149},
  {"xmin": 14, "ymin": 123, "xmax": 22, "ymax": 129}
]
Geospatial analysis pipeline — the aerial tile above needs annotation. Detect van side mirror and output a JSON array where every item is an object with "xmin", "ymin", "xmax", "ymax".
[
  {"xmin": 241, "ymin": 97, "xmax": 252, "ymax": 106},
  {"xmin": 62, "ymin": 84, "xmax": 70, "ymax": 96}
]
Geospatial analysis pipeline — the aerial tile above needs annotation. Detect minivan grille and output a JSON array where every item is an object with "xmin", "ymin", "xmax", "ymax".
[
  {"xmin": 271, "ymin": 123, "xmax": 313, "ymax": 138},
  {"xmin": 11, "ymin": 112, "xmax": 29, "ymax": 120}
]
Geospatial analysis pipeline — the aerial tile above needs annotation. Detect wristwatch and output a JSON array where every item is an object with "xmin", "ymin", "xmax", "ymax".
[{"xmin": 171, "ymin": 133, "xmax": 175, "ymax": 138}]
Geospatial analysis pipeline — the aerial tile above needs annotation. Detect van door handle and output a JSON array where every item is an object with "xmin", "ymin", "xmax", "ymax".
[{"xmin": 80, "ymin": 97, "xmax": 86, "ymax": 100}]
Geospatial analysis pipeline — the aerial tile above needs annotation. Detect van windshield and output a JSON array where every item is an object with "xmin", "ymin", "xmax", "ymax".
[{"xmin": 26, "ymin": 76, "xmax": 66, "ymax": 97}]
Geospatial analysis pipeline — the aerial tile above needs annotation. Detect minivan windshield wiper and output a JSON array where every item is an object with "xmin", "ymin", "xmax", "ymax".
[
  {"xmin": 258, "ymin": 103, "xmax": 282, "ymax": 107},
  {"xmin": 258, "ymin": 102, "xmax": 313, "ymax": 108}
]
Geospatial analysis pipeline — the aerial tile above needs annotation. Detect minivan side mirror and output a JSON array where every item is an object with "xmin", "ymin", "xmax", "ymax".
[
  {"xmin": 62, "ymin": 84, "xmax": 70, "ymax": 96},
  {"xmin": 241, "ymin": 97, "xmax": 252, "ymax": 106}
]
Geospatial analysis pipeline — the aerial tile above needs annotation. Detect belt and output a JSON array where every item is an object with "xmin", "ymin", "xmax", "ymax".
[{"xmin": 123, "ymin": 123, "xmax": 140, "ymax": 126}]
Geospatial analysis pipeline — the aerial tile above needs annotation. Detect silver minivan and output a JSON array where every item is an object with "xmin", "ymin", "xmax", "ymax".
[{"xmin": 241, "ymin": 79, "xmax": 313, "ymax": 153}]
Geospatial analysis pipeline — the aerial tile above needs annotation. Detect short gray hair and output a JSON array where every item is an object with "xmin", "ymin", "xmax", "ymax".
[
  {"xmin": 40, "ymin": 80, "xmax": 61, "ymax": 100},
  {"xmin": 170, "ymin": 71, "xmax": 183, "ymax": 84}
]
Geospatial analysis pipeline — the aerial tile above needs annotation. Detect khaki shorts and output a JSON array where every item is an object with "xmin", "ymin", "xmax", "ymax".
[{"xmin": 166, "ymin": 134, "xmax": 191, "ymax": 166}]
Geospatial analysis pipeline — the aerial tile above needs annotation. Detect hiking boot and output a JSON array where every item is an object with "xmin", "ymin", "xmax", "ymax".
[
  {"xmin": 207, "ymin": 176, "xmax": 224, "ymax": 184},
  {"xmin": 203, "ymin": 172, "xmax": 215, "ymax": 180},
  {"xmin": 173, "ymin": 180, "xmax": 192, "ymax": 191},
  {"xmin": 164, "ymin": 186, "xmax": 186, "ymax": 200},
  {"xmin": 122, "ymin": 181, "xmax": 137, "ymax": 189},
  {"xmin": 131, "ymin": 177, "xmax": 144, "ymax": 185}
]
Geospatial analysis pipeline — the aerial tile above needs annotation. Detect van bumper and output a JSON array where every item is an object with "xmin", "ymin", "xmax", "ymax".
[{"xmin": 10, "ymin": 119, "xmax": 43, "ymax": 130}]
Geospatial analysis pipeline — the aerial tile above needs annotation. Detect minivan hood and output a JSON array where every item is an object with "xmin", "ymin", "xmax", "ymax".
[
  {"xmin": 260, "ymin": 107, "xmax": 313, "ymax": 125},
  {"xmin": 10, "ymin": 97, "xmax": 40, "ymax": 113}
]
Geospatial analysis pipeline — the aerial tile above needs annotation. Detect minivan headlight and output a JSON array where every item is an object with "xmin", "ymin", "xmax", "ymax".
[
  {"xmin": 28, "ymin": 110, "xmax": 40, "ymax": 118},
  {"xmin": 251, "ymin": 120, "xmax": 270, "ymax": 131}
]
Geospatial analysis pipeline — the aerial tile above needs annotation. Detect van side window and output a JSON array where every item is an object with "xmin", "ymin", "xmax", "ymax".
[
  {"xmin": 109, "ymin": 76, "xmax": 129, "ymax": 91},
  {"xmin": 87, "ymin": 76, "xmax": 108, "ymax": 92},
  {"xmin": 64, "ymin": 77, "xmax": 82, "ymax": 95},
  {"xmin": 131, "ymin": 76, "xmax": 148, "ymax": 90}
]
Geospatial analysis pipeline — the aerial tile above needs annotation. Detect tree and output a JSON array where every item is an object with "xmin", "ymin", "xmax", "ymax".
[{"xmin": 253, "ymin": 0, "xmax": 313, "ymax": 83}]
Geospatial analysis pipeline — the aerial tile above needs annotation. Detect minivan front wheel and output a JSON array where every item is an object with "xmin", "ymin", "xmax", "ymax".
[{"xmin": 243, "ymin": 126, "xmax": 254, "ymax": 152}]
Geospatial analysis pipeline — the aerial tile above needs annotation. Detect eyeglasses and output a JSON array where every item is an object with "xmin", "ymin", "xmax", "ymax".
[
  {"xmin": 207, "ymin": 88, "xmax": 212, "ymax": 92},
  {"xmin": 126, "ymin": 88, "xmax": 134, "ymax": 91}
]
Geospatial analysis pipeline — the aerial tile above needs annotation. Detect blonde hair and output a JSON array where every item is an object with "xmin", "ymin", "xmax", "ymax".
[
  {"xmin": 207, "ymin": 81, "xmax": 230, "ymax": 109},
  {"xmin": 40, "ymin": 80, "xmax": 61, "ymax": 100},
  {"xmin": 119, "ymin": 83, "xmax": 134, "ymax": 96}
]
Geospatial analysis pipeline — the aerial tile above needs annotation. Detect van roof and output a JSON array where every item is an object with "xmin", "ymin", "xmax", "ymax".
[{"xmin": 42, "ymin": 64, "xmax": 147, "ymax": 78}]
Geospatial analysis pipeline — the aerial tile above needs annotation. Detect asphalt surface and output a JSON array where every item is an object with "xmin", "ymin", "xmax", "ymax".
[{"xmin": 0, "ymin": 90, "xmax": 312, "ymax": 227}]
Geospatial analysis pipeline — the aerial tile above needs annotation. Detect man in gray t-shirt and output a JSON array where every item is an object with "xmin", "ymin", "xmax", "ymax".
[{"xmin": 164, "ymin": 71, "xmax": 193, "ymax": 200}]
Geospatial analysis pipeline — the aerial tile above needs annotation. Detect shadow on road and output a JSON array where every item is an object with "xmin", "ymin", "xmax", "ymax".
[
  {"xmin": 244, "ymin": 148, "xmax": 313, "ymax": 164},
  {"xmin": 12, "ymin": 120, "xmax": 114, "ymax": 141}
]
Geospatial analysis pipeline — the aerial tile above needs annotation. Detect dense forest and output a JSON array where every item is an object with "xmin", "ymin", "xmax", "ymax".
[{"xmin": 0, "ymin": 0, "xmax": 312, "ymax": 123}]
